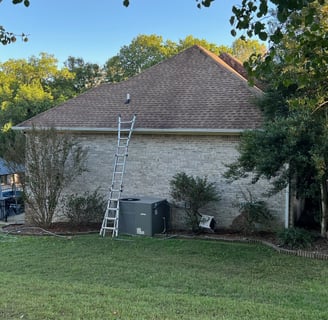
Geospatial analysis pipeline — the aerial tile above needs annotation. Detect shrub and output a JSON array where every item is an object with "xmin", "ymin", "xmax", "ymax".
[
  {"xmin": 231, "ymin": 189, "xmax": 274, "ymax": 235},
  {"xmin": 23, "ymin": 127, "xmax": 87, "ymax": 228},
  {"xmin": 170, "ymin": 172, "xmax": 220, "ymax": 232},
  {"xmin": 63, "ymin": 189, "xmax": 106, "ymax": 226},
  {"xmin": 277, "ymin": 227, "xmax": 314, "ymax": 249}
]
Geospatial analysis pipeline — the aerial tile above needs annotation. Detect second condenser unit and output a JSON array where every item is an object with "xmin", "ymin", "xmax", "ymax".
[{"xmin": 118, "ymin": 196, "xmax": 169, "ymax": 236}]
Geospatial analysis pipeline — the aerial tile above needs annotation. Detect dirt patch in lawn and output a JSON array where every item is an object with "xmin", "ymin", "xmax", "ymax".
[{"xmin": 1, "ymin": 222, "xmax": 101, "ymax": 236}]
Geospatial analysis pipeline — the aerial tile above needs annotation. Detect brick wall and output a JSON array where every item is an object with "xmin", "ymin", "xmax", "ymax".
[{"xmin": 70, "ymin": 133, "xmax": 286, "ymax": 230}]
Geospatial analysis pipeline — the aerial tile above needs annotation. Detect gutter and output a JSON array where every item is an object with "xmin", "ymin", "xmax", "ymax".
[{"xmin": 12, "ymin": 126, "xmax": 249, "ymax": 136}]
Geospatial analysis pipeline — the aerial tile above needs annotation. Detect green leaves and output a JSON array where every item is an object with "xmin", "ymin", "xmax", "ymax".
[
  {"xmin": 227, "ymin": 2, "xmax": 328, "ymax": 217},
  {"xmin": 124, "ymin": 0, "xmax": 215, "ymax": 9},
  {"xmin": 0, "ymin": 53, "xmax": 77, "ymax": 134},
  {"xmin": 104, "ymin": 34, "xmax": 231, "ymax": 83},
  {"xmin": 232, "ymin": 38, "xmax": 267, "ymax": 62},
  {"xmin": 170, "ymin": 172, "xmax": 220, "ymax": 231},
  {"xmin": 12, "ymin": 0, "xmax": 30, "ymax": 6},
  {"xmin": 0, "ymin": 1, "xmax": 29, "ymax": 45}
]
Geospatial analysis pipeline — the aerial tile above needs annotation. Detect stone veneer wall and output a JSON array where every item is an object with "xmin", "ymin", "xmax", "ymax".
[{"xmin": 68, "ymin": 133, "xmax": 287, "ymax": 230}]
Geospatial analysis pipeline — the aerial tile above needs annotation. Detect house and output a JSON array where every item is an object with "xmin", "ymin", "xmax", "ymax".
[{"xmin": 14, "ymin": 45, "xmax": 288, "ymax": 229}]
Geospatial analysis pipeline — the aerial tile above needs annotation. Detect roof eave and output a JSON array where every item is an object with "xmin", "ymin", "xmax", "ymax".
[{"xmin": 12, "ymin": 126, "xmax": 252, "ymax": 135}]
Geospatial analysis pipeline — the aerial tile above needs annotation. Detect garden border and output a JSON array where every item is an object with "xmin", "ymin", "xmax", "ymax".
[{"xmin": 163, "ymin": 234, "xmax": 328, "ymax": 261}]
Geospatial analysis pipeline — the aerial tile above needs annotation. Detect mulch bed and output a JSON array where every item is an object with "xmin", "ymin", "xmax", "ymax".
[{"xmin": 2, "ymin": 223, "xmax": 328, "ymax": 259}]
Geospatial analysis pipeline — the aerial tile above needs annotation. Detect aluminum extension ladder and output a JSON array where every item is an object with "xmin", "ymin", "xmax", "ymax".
[{"xmin": 99, "ymin": 114, "xmax": 136, "ymax": 237}]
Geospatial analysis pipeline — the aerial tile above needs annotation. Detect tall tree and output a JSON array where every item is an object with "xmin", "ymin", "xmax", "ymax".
[
  {"xmin": 225, "ymin": 2, "xmax": 328, "ymax": 236},
  {"xmin": 122, "ymin": 1, "xmax": 323, "ymax": 48},
  {"xmin": 104, "ymin": 34, "xmax": 231, "ymax": 83},
  {"xmin": 177, "ymin": 35, "xmax": 232, "ymax": 55},
  {"xmin": 0, "ymin": 54, "xmax": 76, "ymax": 162},
  {"xmin": 64, "ymin": 57, "xmax": 103, "ymax": 93},
  {"xmin": 105, "ymin": 34, "xmax": 173, "ymax": 83},
  {"xmin": 0, "ymin": 53, "xmax": 74, "ymax": 132},
  {"xmin": 232, "ymin": 38, "xmax": 267, "ymax": 62}
]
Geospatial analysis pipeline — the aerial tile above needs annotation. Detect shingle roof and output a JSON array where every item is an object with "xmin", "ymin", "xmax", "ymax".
[{"xmin": 16, "ymin": 45, "xmax": 263, "ymax": 133}]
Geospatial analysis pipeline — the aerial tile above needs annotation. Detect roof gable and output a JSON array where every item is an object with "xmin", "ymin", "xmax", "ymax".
[{"xmin": 16, "ymin": 45, "xmax": 263, "ymax": 133}]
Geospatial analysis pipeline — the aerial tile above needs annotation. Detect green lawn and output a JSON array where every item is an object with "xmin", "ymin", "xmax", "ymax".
[{"xmin": 0, "ymin": 233, "xmax": 327, "ymax": 320}]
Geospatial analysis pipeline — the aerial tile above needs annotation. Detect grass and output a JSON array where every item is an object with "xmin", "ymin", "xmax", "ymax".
[{"xmin": 0, "ymin": 234, "xmax": 327, "ymax": 319}]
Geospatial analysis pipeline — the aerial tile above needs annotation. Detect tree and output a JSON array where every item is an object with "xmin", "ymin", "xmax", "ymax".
[
  {"xmin": 105, "ymin": 34, "xmax": 173, "ymax": 83},
  {"xmin": 0, "ymin": 53, "xmax": 74, "ymax": 133},
  {"xmin": 177, "ymin": 35, "xmax": 232, "ymax": 56},
  {"xmin": 64, "ymin": 57, "xmax": 103, "ymax": 93},
  {"xmin": 225, "ymin": 2, "xmax": 328, "ymax": 236},
  {"xmin": 22, "ymin": 127, "xmax": 87, "ymax": 228},
  {"xmin": 232, "ymin": 38, "xmax": 266, "ymax": 62},
  {"xmin": 229, "ymin": 0, "xmax": 326, "ymax": 44},
  {"xmin": 105, "ymin": 34, "xmax": 231, "ymax": 83},
  {"xmin": 122, "ymin": 1, "xmax": 323, "ymax": 46},
  {"xmin": 0, "ymin": 53, "xmax": 76, "ymax": 162}
]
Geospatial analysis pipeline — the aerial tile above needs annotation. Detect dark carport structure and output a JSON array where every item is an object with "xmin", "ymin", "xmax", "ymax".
[{"xmin": 0, "ymin": 158, "xmax": 24, "ymax": 221}]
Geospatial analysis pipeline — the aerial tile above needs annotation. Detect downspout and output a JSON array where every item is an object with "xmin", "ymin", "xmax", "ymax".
[
  {"xmin": 285, "ymin": 183, "xmax": 290, "ymax": 229},
  {"xmin": 320, "ymin": 178, "xmax": 328, "ymax": 237},
  {"xmin": 284, "ymin": 163, "xmax": 290, "ymax": 229}
]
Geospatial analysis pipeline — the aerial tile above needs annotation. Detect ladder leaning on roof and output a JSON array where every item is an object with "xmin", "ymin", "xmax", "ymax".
[{"xmin": 99, "ymin": 114, "xmax": 136, "ymax": 237}]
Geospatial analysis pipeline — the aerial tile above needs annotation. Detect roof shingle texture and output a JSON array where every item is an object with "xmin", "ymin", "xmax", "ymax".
[{"xmin": 17, "ymin": 45, "xmax": 263, "ymax": 131}]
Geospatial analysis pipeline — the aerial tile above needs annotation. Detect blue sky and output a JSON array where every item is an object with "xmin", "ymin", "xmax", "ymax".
[{"xmin": 1, "ymin": 0, "xmax": 240, "ymax": 66}]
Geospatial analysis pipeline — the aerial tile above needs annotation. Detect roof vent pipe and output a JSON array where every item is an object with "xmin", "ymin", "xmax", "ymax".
[{"xmin": 125, "ymin": 93, "xmax": 130, "ymax": 104}]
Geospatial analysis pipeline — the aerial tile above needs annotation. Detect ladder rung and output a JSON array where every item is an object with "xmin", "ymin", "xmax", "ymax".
[
  {"xmin": 106, "ymin": 207, "xmax": 119, "ymax": 211},
  {"xmin": 102, "ymin": 226, "xmax": 116, "ymax": 230},
  {"xmin": 120, "ymin": 120, "xmax": 134, "ymax": 124},
  {"xmin": 105, "ymin": 217, "xmax": 117, "ymax": 221}
]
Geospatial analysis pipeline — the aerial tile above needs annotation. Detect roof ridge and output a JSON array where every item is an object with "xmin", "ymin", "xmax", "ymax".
[
  {"xmin": 105, "ymin": 45, "xmax": 255, "ymax": 89},
  {"xmin": 114, "ymin": 45, "xmax": 202, "ymax": 84},
  {"xmin": 196, "ymin": 45, "xmax": 249, "ymax": 82}
]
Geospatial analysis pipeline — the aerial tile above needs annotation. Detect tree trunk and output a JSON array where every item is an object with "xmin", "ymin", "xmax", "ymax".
[{"xmin": 320, "ymin": 178, "xmax": 328, "ymax": 237}]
